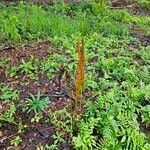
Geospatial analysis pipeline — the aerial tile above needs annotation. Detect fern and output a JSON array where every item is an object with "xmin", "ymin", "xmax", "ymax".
[{"xmin": 73, "ymin": 37, "xmax": 85, "ymax": 116}]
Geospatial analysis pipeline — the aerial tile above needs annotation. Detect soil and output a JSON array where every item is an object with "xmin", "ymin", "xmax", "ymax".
[
  {"xmin": 21, "ymin": 124, "xmax": 72, "ymax": 150},
  {"xmin": 0, "ymin": 1, "xmax": 150, "ymax": 149},
  {"xmin": 111, "ymin": 0, "xmax": 150, "ymax": 16},
  {"xmin": 131, "ymin": 5, "xmax": 150, "ymax": 16},
  {"xmin": 140, "ymin": 123, "xmax": 150, "ymax": 139},
  {"xmin": 0, "ymin": 41, "xmax": 74, "ymax": 150},
  {"xmin": 111, "ymin": 0, "xmax": 128, "ymax": 8},
  {"xmin": 1, "ymin": 39, "xmax": 149, "ymax": 150},
  {"xmin": 131, "ymin": 26, "xmax": 150, "ymax": 47}
]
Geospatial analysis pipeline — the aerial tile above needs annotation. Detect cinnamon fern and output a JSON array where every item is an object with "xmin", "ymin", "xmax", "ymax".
[{"xmin": 74, "ymin": 37, "xmax": 85, "ymax": 116}]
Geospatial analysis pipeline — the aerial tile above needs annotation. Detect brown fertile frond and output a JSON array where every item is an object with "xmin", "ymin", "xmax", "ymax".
[
  {"xmin": 71, "ymin": 37, "xmax": 85, "ymax": 117},
  {"xmin": 75, "ymin": 37, "xmax": 85, "ymax": 100}
]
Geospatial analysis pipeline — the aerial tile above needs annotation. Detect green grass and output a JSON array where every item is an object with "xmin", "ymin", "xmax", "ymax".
[
  {"xmin": 0, "ymin": 1, "xmax": 150, "ymax": 149},
  {"xmin": 0, "ymin": 1, "xmax": 149, "ymax": 43}
]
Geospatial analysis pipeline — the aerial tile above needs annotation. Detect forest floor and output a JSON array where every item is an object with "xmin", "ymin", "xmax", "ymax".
[{"xmin": 0, "ymin": 0, "xmax": 150, "ymax": 150}]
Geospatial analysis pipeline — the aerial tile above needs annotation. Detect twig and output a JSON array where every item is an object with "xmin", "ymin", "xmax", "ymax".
[
  {"xmin": 0, "ymin": 132, "xmax": 18, "ymax": 142},
  {"xmin": 1, "ymin": 46, "xmax": 15, "ymax": 51},
  {"xmin": 25, "ymin": 93, "xmax": 74, "ymax": 100}
]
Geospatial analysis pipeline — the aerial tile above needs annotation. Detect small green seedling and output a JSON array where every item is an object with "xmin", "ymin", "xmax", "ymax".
[{"xmin": 11, "ymin": 136, "xmax": 22, "ymax": 146}]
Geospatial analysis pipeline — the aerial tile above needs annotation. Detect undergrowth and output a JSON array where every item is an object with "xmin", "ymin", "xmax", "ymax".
[{"xmin": 0, "ymin": 0, "xmax": 150, "ymax": 149}]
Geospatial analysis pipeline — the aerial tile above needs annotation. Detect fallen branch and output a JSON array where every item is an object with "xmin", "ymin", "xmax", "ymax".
[{"xmin": 24, "ymin": 92, "xmax": 75, "ymax": 100}]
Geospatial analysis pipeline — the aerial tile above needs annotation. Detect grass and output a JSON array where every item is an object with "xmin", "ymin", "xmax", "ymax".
[{"xmin": 0, "ymin": 0, "xmax": 150, "ymax": 149}]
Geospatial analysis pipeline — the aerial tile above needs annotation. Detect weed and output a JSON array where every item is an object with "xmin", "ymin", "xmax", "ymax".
[
  {"xmin": 45, "ymin": 144, "xmax": 58, "ymax": 150},
  {"xmin": 0, "ymin": 84, "xmax": 19, "ymax": 103},
  {"xmin": 5, "ymin": 66, "xmax": 19, "ymax": 77},
  {"xmin": 36, "ymin": 145, "xmax": 44, "ymax": 150},
  {"xmin": 0, "ymin": 102, "xmax": 17, "ymax": 125},
  {"xmin": 50, "ymin": 109, "xmax": 72, "ymax": 134},
  {"xmin": 0, "ymin": 1, "xmax": 150, "ymax": 149},
  {"xmin": 31, "ymin": 114, "xmax": 43, "ymax": 123},
  {"xmin": 41, "ymin": 56, "xmax": 60, "ymax": 79},
  {"xmin": 0, "ymin": 56, "xmax": 9, "ymax": 69},
  {"xmin": 53, "ymin": 131, "xmax": 65, "ymax": 144},
  {"xmin": 24, "ymin": 92, "xmax": 50, "ymax": 114},
  {"xmin": 139, "ymin": 0, "xmax": 150, "ymax": 10},
  {"xmin": 141, "ymin": 105, "xmax": 150, "ymax": 126},
  {"xmin": 19, "ymin": 56, "xmax": 40, "ymax": 75},
  {"xmin": 73, "ymin": 117, "xmax": 99, "ymax": 149},
  {"xmin": 36, "ymin": 144, "xmax": 58, "ymax": 150},
  {"xmin": 11, "ymin": 136, "xmax": 22, "ymax": 147}
]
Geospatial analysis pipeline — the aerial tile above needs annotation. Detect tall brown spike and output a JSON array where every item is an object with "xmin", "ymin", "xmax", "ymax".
[
  {"xmin": 76, "ymin": 37, "xmax": 84, "ymax": 96},
  {"xmin": 74, "ymin": 37, "xmax": 85, "ymax": 116}
]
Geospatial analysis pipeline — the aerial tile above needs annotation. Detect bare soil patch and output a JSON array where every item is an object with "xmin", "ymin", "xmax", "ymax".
[
  {"xmin": 111, "ymin": 0, "xmax": 150, "ymax": 16},
  {"xmin": 0, "ymin": 41, "xmax": 74, "ymax": 150}
]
